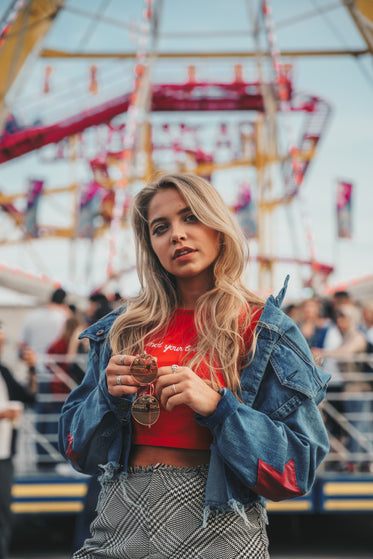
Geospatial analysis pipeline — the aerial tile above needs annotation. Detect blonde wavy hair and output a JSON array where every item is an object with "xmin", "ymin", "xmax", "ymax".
[{"xmin": 109, "ymin": 173, "xmax": 264, "ymax": 395}]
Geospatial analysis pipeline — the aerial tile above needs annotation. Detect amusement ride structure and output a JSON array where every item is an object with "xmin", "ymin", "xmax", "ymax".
[{"xmin": 0, "ymin": 0, "xmax": 372, "ymax": 298}]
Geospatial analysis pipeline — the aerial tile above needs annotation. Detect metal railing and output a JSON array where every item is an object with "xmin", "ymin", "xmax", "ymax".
[
  {"xmin": 13, "ymin": 352, "xmax": 373, "ymax": 475},
  {"xmin": 14, "ymin": 354, "xmax": 86, "ymax": 473},
  {"xmin": 320, "ymin": 353, "xmax": 373, "ymax": 473}
]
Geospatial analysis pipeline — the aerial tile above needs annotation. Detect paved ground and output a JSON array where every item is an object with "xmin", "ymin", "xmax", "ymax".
[
  {"xmin": 8, "ymin": 512, "xmax": 373, "ymax": 558},
  {"xmin": 8, "ymin": 551, "xmax": 373, "ymax": 558}
]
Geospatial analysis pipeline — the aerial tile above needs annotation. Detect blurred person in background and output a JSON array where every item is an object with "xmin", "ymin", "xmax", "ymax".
[
  {"xmin": 310, "ymin": 299, "xmax": 344, "ymax": 458},
  {"xmin": 48, "ymin": 316, "xmax": 82, "ymax": 395},
  {"xmin": 0, "ymin": 324, "xmax": 37, "ymax": 559},
  {"xmin": 18, "ymin": 287, "xmax": 71, "ymax": 469},
  {"xmin": 313, "ymin": 299, "xmax": 343, "ymax": 356},
  {"xmin": 86, "ymin": 292, "xmax": 112, "ymax": 325},
  {"xmin": 46, "ymin": 316, "xmax": 82, "ymax": 453},
  {"xmin": 109, "ymin": 292, "xmax": 124, "ymax": 310},
  {"xmin": 297, "ymin": 297, "xmax": 322, "ymax": 347},
  {"xmin": 314, "ymin": 304, "xmax": 371, "ymax": 472},
  {"xmin": 330, "ymin": 290, "xmax": 352, "ymax": 313},
  {"xmin": 18, "ymin": 288, "xmax": 70, "ymax": 357},
  {"xmin": 362, "ymin": 301, "xmax": 373, "ymax": 348},
  {"xmin": 67, "ymin": 294, "xmax": 112, "ymax": 387},
  {"xmin": 283, "ymin": 302, "xmax": 300, "ymax": 322}
]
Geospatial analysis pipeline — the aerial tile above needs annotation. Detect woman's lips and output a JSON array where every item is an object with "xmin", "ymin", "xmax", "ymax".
[{"xmin": 173, "ymin": 247, "xmax": 196, "ymax": 259}]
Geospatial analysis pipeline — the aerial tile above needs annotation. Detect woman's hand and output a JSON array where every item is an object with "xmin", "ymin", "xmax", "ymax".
[
  {"xmin": 0, "ymin": 407, "xmax": 22, "ymax": 421},
  {"xmin": 106, "ymin": 354, "xmax": 141, "ymax": 397},
  {"xmin": 156, "ymin": 365, "xmax": 221, "ymax": 417},
  {"xmin": 310, "ymin": 347, "xmax": 325, "ymax": 365},
  {"xmin": 22, "ymin": 346, "xmax": 37, "ymax": 368}
]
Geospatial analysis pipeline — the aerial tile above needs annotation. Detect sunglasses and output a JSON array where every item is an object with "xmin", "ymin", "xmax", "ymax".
[{"xmin": 130, "ymin": 353, "xmax": 160, "ymax": 427}]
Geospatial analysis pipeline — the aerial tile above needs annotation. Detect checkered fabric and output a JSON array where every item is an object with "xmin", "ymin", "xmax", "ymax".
[{"xmin": 73, "ymin": 464, "xmax": 269, "ymax": 558}]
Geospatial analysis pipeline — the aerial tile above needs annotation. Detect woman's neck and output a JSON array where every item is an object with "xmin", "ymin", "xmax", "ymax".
[
  {"xmin": 176, "ymin": 276, "xmax": 213, "ymax": 310},
  {"xmin": 177, "ymin": 291, "xmax": 198, "ymax": 310}
]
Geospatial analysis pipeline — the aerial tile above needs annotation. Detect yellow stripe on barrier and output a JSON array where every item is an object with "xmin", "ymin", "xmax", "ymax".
[
  {"xmin": 323, "ymin": 482, "xmax": 373, "ymax": 496},
  {"xmin": 266, "ymin": 500, "xmax": 312, "ymax": 512},
  {"xmin": 11, "ymin": 483, "xmax": 88, "ymax": 498},
  {"xmin": 323, "ymin": 499, "xmax": 373, "ymax": 511},
  {"xmin": 11, "ymin": 501, "xmax": 85, "ymax": 514}
]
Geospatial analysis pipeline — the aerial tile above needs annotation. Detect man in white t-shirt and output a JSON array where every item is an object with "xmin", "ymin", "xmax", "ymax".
[
  {"xmin": 19, "ymin": 288, "xmax": 70, "ymax": 357},
  {"xmin": 18, "ymin": 288, "xmax": 71, "ymax": 469}
]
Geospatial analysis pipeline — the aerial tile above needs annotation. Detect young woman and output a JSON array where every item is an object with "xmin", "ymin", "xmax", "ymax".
[{"xmin": 59, "ymin": 173, "xmax": 330, "ymax": 558}]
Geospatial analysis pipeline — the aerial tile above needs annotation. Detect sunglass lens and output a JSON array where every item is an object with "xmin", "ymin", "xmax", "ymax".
[
  {"xmin": 132, "ymin": 394, "xmax": 160, "ymax": 426},
  {"xmin": 130, "ymin": 353, "xmax": 158, "ymax": 384}
]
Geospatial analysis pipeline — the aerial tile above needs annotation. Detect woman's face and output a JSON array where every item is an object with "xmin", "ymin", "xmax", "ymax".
[
  {"xmin": 336, "ymin": 312, "xmax": 350, "ymax": 334},
  {"xmin": 147, "ymin": 188, "xmax": 221, "ymax": 288},
  {"xmin": 302, "ymin": 299, "xmax": 320, "ymax": 321}
]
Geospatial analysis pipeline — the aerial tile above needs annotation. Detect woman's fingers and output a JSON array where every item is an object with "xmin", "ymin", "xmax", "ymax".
[
  {"xmin": 156, "ymin": 366, "xmax": 221, "ymax": 416},
  {"xmin": 106, "ymin": 354, "xmax": 139, "ymax": 396},
  {"xmin": 106, "ymin": 359, "xmax": 221, "ymax": 414}
]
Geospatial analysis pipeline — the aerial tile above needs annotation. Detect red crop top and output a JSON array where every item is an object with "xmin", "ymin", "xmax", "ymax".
[{"xmin": 132, "ymin": 306, "xmax": 262, "ymax": 449}]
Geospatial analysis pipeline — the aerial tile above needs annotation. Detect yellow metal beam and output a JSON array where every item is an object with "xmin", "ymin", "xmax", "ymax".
[
  {"xmin": 11, "ymin": 501, "xmax": 84, "ymax": 514},
  {"xmin": 12, "ymin": 482, "xmax": 87, "ymax": 498},
  {"xmin": 323, "ymin": 481, "xmax": 373, "ymax": 496},
  {"xmin": 356, "ymin": 0, "xmax": 373, "ymax": 22},
  {"xmin": 323, "ymin": 499, "xmax": 373, "ymax": 511},
  {"xmin": 266, "ymin": 499, "xmax": 312, "ymax": 512},
  {"xmin": 345, "ymin": 0, "xmax": 373, "ymax": 54},
  {"xmin": 39, "ymin": 47, "xmax": 370, "ymax": 60},
  {"xmin": 0, "ymin": 182, "xmax": 77, "ymax": 204},
  {"xmin": 0, "ymin": 0, "xmax": 65, "ymax": 132}
]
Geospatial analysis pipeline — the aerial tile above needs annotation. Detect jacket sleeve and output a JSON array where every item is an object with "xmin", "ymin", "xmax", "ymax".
[
  {"xmin": 196, "ymin": 358, "xmax": 330, "ymax": 502},
  {"xmin": 58, "ymin": 341, "xmax": 133, "ymax": 475},
  {"xmin": 1, "ymin": 365, "xmax": 35, "ymax": 404}
]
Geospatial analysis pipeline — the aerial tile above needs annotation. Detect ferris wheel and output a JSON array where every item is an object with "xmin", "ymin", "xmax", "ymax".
[{"xmin": 0, "ymin": 0, "xmax": 372, "ymax": 299}]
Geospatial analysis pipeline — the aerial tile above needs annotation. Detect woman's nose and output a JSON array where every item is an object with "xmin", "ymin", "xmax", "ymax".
[{"xmin": 171, "ymin": 230, "xmax": 186, "ymax": 243}]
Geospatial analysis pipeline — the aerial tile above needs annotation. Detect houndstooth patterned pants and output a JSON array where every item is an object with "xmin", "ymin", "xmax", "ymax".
[{"xmin": 73, "ymin": 464, "xmax": 270, "ymax": 559}]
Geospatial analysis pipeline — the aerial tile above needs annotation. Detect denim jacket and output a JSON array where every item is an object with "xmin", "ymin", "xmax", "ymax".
[{"xmin": 58, "ymin": 277, "xmax": 330, "ymax": 518}]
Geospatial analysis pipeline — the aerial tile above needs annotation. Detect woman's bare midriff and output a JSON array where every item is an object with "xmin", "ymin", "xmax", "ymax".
[{"xmin": 129, "ymin": 445, "xmax": 210, "ymax": 467}]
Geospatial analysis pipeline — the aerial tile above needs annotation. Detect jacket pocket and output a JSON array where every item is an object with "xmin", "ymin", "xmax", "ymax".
[
  {"xmin": 254, "ymin": 342, "xmax": 329, "ymax": 421},
  {"xmin": 271, "ymin": 341, "xmax": 324, "ymax": 398}
]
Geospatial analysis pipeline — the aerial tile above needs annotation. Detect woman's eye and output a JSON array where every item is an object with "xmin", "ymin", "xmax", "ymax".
[
  {"xmin": 185, "ymin": 214, "xmax": 198, "ymax": 223},
  {"xmin": 152, "ymin": 224, "xmax": 167, "ymax": 236}
]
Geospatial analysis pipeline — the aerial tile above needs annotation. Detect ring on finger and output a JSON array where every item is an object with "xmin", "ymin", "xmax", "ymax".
[
  {"xmin": 117, "ymin": 375, "xmax": 122, "ymax": 385},
  {"xmin": 172, "ymin": 384, "xmax": 177, "ymax": 394},
  {"xmin": 171, "ymin": 364, "xmax": 178, "ymax": 374},
  {"xmin": 120, "ymin": 355, "xmax": 125, "ymax": 365}
]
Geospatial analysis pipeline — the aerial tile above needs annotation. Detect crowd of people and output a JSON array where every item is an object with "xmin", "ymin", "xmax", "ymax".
[{"xmin": 285, "ymin": 290, "xmax": 373, "ymax": 473}]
